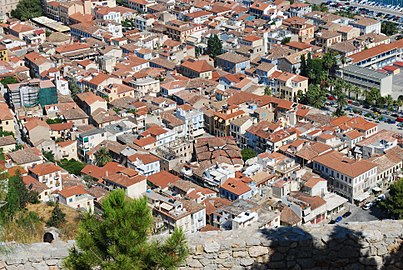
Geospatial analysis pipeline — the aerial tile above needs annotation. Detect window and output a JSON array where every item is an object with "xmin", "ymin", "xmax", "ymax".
[{"xmin": 69, "ymin": 198, "xmax": 73, "ymax": 203}]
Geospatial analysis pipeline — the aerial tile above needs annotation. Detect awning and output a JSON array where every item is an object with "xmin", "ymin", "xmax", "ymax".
[
  {"xmin": 353, "ymin": 192, "xmax": 370, "ymax": 202},
  {"xmin": 372, "ymin": 187, "xmax": 382, "ymax": 192}
]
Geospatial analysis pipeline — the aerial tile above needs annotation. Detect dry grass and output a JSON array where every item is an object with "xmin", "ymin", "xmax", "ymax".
[
  {"xmin": 26, "ymin": 203, "xmax": 81, "ymax": 241},
  {"xmin": 1, "ymin": 203, "xmax": 81, "ymax": 243}
]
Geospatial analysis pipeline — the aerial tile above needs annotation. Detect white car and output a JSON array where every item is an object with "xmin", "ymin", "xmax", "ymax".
[{"xmin": 362, "ymin": 202, "xmax": 373, "ymax": 210}]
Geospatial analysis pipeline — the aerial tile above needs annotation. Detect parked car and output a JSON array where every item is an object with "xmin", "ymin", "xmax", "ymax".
[
  {"xmin": 377, "ymin": 194, "xmax": 386, "ymax": 201},
  {"xmin": 342, "ymin": 211, "xmax": 352, "ymax": 218},
  {"xmin": 363, "ymin": 202, "xmax": 373, "ymax": 210},
  {"xmin": 335, "ymin": 216, "xmax": 343, "ymax": 223}
]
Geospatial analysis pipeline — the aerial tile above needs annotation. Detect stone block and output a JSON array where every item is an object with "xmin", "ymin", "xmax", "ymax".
[
  {"xmin": 45, "ymin": 260, "xmax": 58, "ymax": 266},
  {"xmin": 232, "ymin": 251, "xmax": 248, "ymax": 258},
  {"xmin": 240, "ymin": 258, "xmax": 254, "ymax": 267},
  {"xmin": 186, "ymin": 259, "xmax": 203, "ymax": 268},
  {"xmin": 204, "ymin": 241, "xmax": 220, "ymax": 253},
  {"xmin": 32, "ymin": 261, "xmax": 49, "ymax": 270},
  {"xmin": 248, "ymin": 246, "xmax": 268, "ymax": 258},
  {"xmin": 246, "ymin": 238, "xmax": 261, "ymax": 246}
]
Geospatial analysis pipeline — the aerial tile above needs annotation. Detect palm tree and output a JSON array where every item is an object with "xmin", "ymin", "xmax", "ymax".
[
  {"xmin": 345, "ymin": 83, "xmax": 353, "ymax": 99},
  {"xmin": 95, "ymin": 147, "xmax": 112, "ymax": 167},
  {"xmin": 351, "ymin": 85, "xmax": 362, "ymax": 102},
  {"xmin": 385, "ymin": 95, "xmax": 393, "ymax": 107},
  {"xmin": 264, "ymin": 86, "xmax": 272, "ymax": 96}
]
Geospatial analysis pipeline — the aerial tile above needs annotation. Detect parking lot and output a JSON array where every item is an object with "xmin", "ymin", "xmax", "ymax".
[{"xmin": 329, "ymin": 202, "xmax": 389, "ymax": 225}]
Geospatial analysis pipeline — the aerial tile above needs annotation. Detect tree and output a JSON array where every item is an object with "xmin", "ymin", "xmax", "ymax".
[
  {"xmin": 381, "ymin": 21, "xmax": 398, "ymax": 36},
  {"xmin": 0, "ymin": 77, "xmax": 18, "ymax": 86},
  {"xmin": 381, "ymin": 178, "xmax": 403, "ymax": 219},
  {"xmin": 64, "ymin": 189, "xmax": 188, "ymax": 270},
  {"xmin": 0, "ymin": 171, "xmax": 29, "ymax": 221},
  {"xmin": 42, "ymin": 150, "xmax": 55, "ymax": 162},
  {"xmin": 46, "ymin": 203, "xmax": 66, "ymax": 228},
  {"xmin": 351, "ymin": 85, "xmax": 362, "ymax": 102},
  {"xmin": 59, "ymin": 159, "xmax": 86, "ymax": 175},
  {"xmin": 280, "ymin": 37, "xmax": 291, "ymax": 45},
  {"xmin": 46, "ymin": 118, "xmax": 64, "ymax": 124},
  {"xmin": 206, "ymin": 34, "xmax": 222, "ymax": 59},
  {"xmin": 68, "ymin": 78, "xmax": 81, "ymax": 97},
  {"xmin": 241, "ymin": 148, "xmax": 257, "ymax": 161},
  {"xmin": 94, "ymin": 147, "xmax": 112, "ymax": 167},
  {"xmin": 10, "ymin": 0, "xmax": 42, "ymax": 21},
  {"xmin": 306, "ymin": 84, "xmax": 326, "ymax": 109},
  {"xmin": 264, "ymin": 86, "xmax": 272, "ymax": 96}
]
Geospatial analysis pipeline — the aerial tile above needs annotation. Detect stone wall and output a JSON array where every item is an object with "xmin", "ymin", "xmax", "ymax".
[{"xmin": 1, "ymin": 221, "xmax": 403, "ymax": 269}]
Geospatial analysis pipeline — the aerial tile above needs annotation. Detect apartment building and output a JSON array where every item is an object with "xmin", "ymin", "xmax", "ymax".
[
  {"xmin": 127, "ymin": 153, "xmax": 160, "ymax": 176},
  {"xmin": 7, "ymin": 80, "xmax": 58, "ymax": 109},
  {"xmin": 216, "ymin": 52, "xmax": 251, "ymax": 74},
  {"xmin": 349, "ymin": 39, "xmax": 403, "ymax": 69},
  {"xmin": 283, "ymin": 17, "xmax": 315, "ymax": 43},
  {"xmin": 179, "ymin": 59, "xmax": 214, "ymax": 80},
  {"xmin": 175, "ymin": 104, "xmax": 205, "ymax": 139},
  {"xmin": 28, "ymin": 163, "xmax": 63, "ymax": 192},
  {"xmin": 313, "ymin": 151, "xmax": 378, "ymax": 202},
  {"xmin": 337, "ymin": 65, "xmax": 393, "ymax": 97},
  {"xmin": 349, "ymin": 16, "xmax": 381, "ymax": 35},
  {"xmin": 270, "ymin": 71, "xmax": 308, "ymax": 101},
  {"xmin": 58, "ymin": 185, "xmax": 95, "ymax": 212},
  {"xmin": 77, "ymin": 128, "xmax": 107, "ymax": 159}
]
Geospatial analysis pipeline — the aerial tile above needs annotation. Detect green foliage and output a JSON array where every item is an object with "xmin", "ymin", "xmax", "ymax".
[
  {"xmin": 334, "ymin": 10, "xmax": 357, "ymax": 19},
  {"xmin": 280, "ymin": 37, "xmax": 291, "ymax": 45},
  {"xmin": 241, "ymin": 148, "xmax": 257, "ymax": 161},
  {"xmin": 381, "ymin": 178, "xmax": 403, "ymax": 219},
  {"xmin": 311, "ymin": 3, "xmax": 328, "ymax": 12},
  {"xmin": 46, "ymin": 118, "xmax": 64, "ymax": 124},
  {"xmin": 364, "ymin": 87, "xmax": 382, "ymax": 107},
  {"xmin": 305, "ymin": 84, "xmax": 326, "ymax": 109},
  {"xmin": 300, "ymin": 52, "xmax": 337, "ymax": 84},
  {"xmin": 68, "ymin": 78, "xmax": 81, "ymax": 97},
  {"xmin": 1, "ymin": 77, "xmax": 18, "ymax": 86},
  {"xmin": 264, "ymin": 86, "xmax": 272, "ymax": 96},
  {"xmin": 42, "ymin": 150, "xmax": 55, "ymax": 162},
  {"xmin": 94, "ymin": 147, "xmax": 112, "ymax": 167},
  {"xmin": 10, "ymin": 0, "xmax": 42, "ymax": 21},
  {"xmin": 63, "ymin": 189, "xmax": 188, "ymax": 270},
  {"xmin": 59, "ymin": 159, "xmax": 86, "ymax": 175},
  {"xmin": 207, "ymin": 34, "xmax": 223, "ymax": 59},
  {"xmin": 0, "ymin": 129, "xmax": 14, "ymax": 137},
  {"xmin": 0, "ymin": 171, "xmax": 29, "ymax": 222},
  {"xmin": 381, "ymin": 21, "xmax": 398, "ymax": 36},
  {"xmin": 46, "ymin": 203, "xmax": 66, "ymax": 228},
  {"xmin": 83, "ymin": 175, "xmax": 96, "ymax": 188}
]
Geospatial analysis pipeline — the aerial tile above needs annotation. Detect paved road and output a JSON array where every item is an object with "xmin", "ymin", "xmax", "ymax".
[{"xmin": 330, "ymin": 202, "xmax": 388, "ymax": 224}]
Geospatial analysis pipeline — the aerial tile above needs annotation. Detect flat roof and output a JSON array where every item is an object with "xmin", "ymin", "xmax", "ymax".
[
  {"xmin": 31, "ymin": 16, "xmax": 70, "ymax": 33},
  {"xmin": 341, "ymin": 65, "xmax": 391, "ymax": 81}
]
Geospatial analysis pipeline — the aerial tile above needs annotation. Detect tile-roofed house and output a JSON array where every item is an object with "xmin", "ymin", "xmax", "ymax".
[
  {"xmin": 194, "ymin": 137, "xmax": 243, "ymax": 167},
  {"xmin": 102, "ymin": 172, "xmax": 147, "ymax": 199},
  {"xmin": 127, "ymin": 153, "xmax": 160, "ymax": 176},
  {"xmin": 7, "ymin": 147, "xmax": 43, "ymax": 170},
  {"xmin": 147, "ymin": 170, "xmax": 181, "ymax": 190},
  {"xmin": 28, "ymin": 163, "xmax": 63, "ymax": 191},
  {"xmin": 0, "ymin": 135, "xmax": 16, "ymax": 153},
  {"xmin": 280, "ymin": 205, "xmax": 301, "ymax": 226},
  {"xmin": 179, "ymin": 59, "xmax": 214, "ymax": 79},
  {"xmin": 58, "ymin": 185, "xmax": 95, "ymax": 212},
  {"xmin": 23, "ymin": 175, "xmax": 51, "ymax": 202}
]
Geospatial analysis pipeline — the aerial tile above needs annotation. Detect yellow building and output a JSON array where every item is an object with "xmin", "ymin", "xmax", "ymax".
[{"xmin": 0, "ymin": 45, "xmax": 8, "ymax": 62}]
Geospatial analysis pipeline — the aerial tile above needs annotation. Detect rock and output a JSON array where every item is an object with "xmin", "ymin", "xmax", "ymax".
[
  {"xmin": 248, "ymin": 246, "xmax": 268, "ymax": 258},
  {"xmin": 218, "ymin": 251, "xmax": 230, "ymax": 259},
  {"xmin": 362, "ymin": 230, "xmax": 383, "ymax": 243},
  {"xmin": 240, "ymin": 258, "xmax": 254, "ymax": 266},
  {"xmin": 246, "ymin": 238, "xmax": 261, "ymax": 246},
  {"xmin": 45, "ymin": 260, "xmax": 58, "ymax": 266},
  {"xmin": 204, "ymin": 241, "xmax": 220, "ymax": 253},
  {"xmin": 376, "ymin": 245, "xmax": 388, "ymax": 256},
  {"xmin": 32, "ymin": 261, "xmax": 49, "ymax": 270},
  {"xmin": 233, "ymin": 251, "xmax": 248, "ymax": 258},
  {"xmin": 359, "ymin": 256, "xmax": 383, "ymax": 266},
  {"xmin": 194, "ymin": 245, "xmax": 203, "ymax": 255}
]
